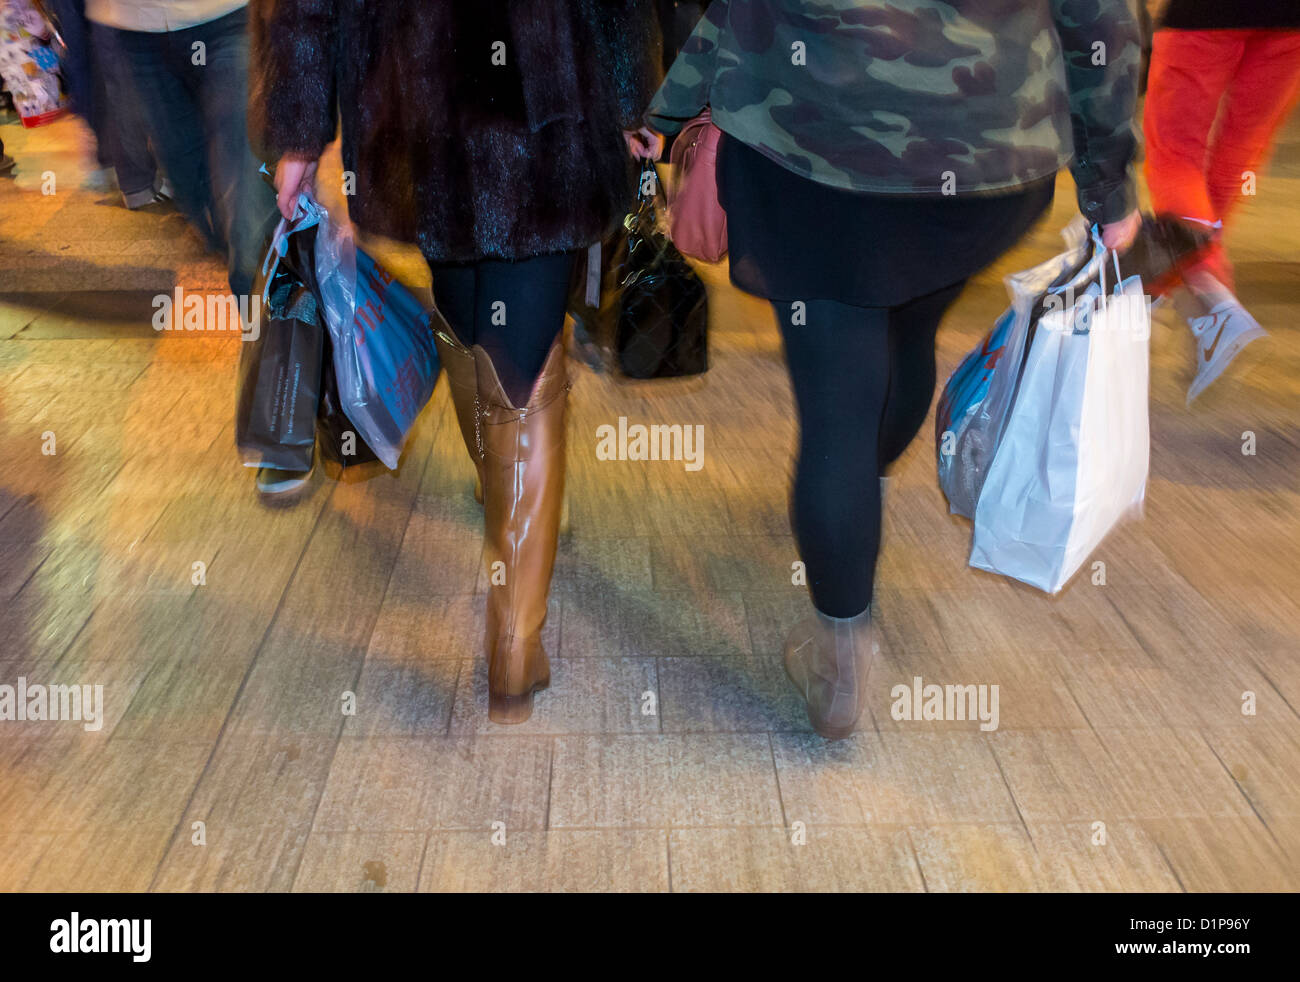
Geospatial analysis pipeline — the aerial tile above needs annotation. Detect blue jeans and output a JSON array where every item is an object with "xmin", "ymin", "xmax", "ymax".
[
  {"xmin": 50, "ymin": 0, "xmax": 158, "ymax": 200},
  {"xmin": 86, "ymin": 20, "xmax": 159, "ymax": 202},
  {"xmin": 107, "ymin": 6, "xmax": 277, "ymax": 297}
]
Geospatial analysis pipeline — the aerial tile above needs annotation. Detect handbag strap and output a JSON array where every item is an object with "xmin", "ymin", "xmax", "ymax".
[
  {"xmin": 622, "ymin": 160, "xmax": 664, "ymax": 279},
  {"xmin": 636, "ymin": 158, "xmax": 660, "ymax": 205}
]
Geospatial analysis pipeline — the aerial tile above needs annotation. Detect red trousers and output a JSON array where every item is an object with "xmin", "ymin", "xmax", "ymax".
[{"xmin": 1143, "ymin": 28, "xmax": 1300, "ymax": 290}]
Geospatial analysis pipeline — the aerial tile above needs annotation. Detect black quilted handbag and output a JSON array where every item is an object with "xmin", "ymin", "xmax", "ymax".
[{"xmin": 611, "ymin": 161, "xmax": 709, "ymax": 379}]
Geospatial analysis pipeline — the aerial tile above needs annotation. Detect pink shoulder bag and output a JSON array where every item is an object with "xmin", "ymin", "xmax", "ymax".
[{"xmin": 666, "ymin": 109, "xmax": 728, "ymax": 263}]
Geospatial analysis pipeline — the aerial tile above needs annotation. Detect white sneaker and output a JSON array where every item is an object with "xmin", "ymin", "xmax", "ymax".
[{"xmin": 1185, "ymin": 298, "xmax": 1267, "ymax": 406}]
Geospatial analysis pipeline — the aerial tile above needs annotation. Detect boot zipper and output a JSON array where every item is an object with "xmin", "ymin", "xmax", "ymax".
[{"xmin": 474, "ymin": 393, "xmax": 484, "ymax": 457}]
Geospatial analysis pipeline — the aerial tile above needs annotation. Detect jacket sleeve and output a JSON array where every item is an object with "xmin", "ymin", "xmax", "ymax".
[
  {"xmin": 582, "ymin": 0, "xmax": 663, "ymax": 130},
  {"xmin": 247, "ymin": 0, "xmax": 339, "ymax": 161},
  {"xmin": 1050, "ymin": 0, "xmax": 1142, "ymax": 225}
]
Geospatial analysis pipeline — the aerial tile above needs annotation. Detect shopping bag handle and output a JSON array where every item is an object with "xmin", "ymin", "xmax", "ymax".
[
  {"xmin": 257, "ymin": 164, "xmax": 326, "ymax": 308},
  {"xmin": 1092, "ymin": 225, "xmax": 1125, "ymax": 313}
]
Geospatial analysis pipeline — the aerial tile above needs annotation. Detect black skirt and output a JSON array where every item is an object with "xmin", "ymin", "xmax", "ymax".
[{"xmin": 717, "ymin": 131, "xmax": 1056, "ymax": 308}]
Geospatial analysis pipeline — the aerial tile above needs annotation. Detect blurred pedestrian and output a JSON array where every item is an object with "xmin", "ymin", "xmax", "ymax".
[
  {"xmin": 86, "ymin": 0, "xmax": 276, "ymax": 296},
  {"xmin": 648, "ymin": 0, "xmax": 1142, "ymax": 739},
  {"xmin": 252, "ymin": 0, "xmax": 661, "ymax": 724},
  {"xmin": 1143, "ymin": 0, "xmax": 1300, "ymax": 403},
  {"xmin": 54, "ymin": 0, "xmax": 169, "ymax": 207}
]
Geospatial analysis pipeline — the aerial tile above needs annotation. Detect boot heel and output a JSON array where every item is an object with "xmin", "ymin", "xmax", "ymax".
[
  {"xmin": 806, "ymin": 716, "xmax": 857, "ymax": 741},
  {"xmin": 489, "ymin": 687, "xmax": 542, "ymax": 725}
]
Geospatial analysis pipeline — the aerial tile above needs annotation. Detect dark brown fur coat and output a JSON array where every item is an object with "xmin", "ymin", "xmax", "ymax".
[{"xmin": 249, "ymin": 1, "xmax": 661, "ymax": 261}]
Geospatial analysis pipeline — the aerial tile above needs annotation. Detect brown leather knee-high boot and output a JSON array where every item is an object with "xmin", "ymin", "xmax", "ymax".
[
  {"xmin": 473, "ymin": 338, "xmax": 568, "ymax": 723},
  {"xmin": 431, "ymin": 318, "xmax": 485, "ymax": 503}
]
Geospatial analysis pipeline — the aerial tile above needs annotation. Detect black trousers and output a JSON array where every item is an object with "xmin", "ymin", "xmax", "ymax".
[
  {"xmin": 774, "ymin": 281, "xmax": 965, "ymax": 618},
  {"xmin": 428, "ymin": 251, "xmax": 578, "ymax": 405}
]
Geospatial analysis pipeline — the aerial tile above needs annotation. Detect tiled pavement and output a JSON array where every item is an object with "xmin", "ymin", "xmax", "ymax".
[{"xmin": 0, "ymin": 111, "xmax": 1297, "ymax": 892}]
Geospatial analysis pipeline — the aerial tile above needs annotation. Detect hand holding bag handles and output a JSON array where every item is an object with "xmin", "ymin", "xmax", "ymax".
[{"xmin": 666, "ymin": 109, "xmax": 728, "ymax": 263}]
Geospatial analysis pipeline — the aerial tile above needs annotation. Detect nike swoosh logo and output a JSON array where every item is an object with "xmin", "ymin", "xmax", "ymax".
[{"xmin": 1203, "ymin": 313, "xmax": 1231, "ymax": 362}]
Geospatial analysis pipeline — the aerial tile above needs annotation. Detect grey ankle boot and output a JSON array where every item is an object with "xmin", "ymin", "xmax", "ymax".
[{"xmin": 783, "ymin": 606, "xmax": 878, "ymax": 740}]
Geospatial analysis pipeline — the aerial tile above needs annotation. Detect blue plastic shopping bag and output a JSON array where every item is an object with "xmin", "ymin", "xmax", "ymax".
[{"xmin": 291, "ymin": 190, "xmax": 440, "ymax": 470}]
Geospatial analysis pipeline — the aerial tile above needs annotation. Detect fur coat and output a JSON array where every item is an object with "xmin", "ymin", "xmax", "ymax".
[{"xmin": 249, "ymin": 1, "xmax": 662, "ymax": 262}]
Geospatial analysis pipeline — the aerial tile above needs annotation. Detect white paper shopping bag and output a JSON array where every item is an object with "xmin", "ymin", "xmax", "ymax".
[{"xmin": 969, "ymin": 235, "xmax": 1150, "ymax": 593}]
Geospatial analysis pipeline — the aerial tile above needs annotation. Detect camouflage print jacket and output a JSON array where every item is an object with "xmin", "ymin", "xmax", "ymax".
[{"xmin": 646, "ymin": 0, "xmax": 1141, "ymax": 224}]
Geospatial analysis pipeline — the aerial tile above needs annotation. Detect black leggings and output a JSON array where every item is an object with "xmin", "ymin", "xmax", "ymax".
[
  {"xmin": 428, "ymin": 251, "xmax": 578, "ymax": 406},
  {"xmin": 775, "ymin": 281, "xmax": 965, "ymax": 618}
]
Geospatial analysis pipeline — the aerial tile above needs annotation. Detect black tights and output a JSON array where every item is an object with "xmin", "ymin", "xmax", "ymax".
[
  {"xmin": 428, "ymin": 251, "xmax": 578, "ymax": 406},
  {"xmin": 774, "ymin": 281, "xmax": 965, "ymax": 618}
]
